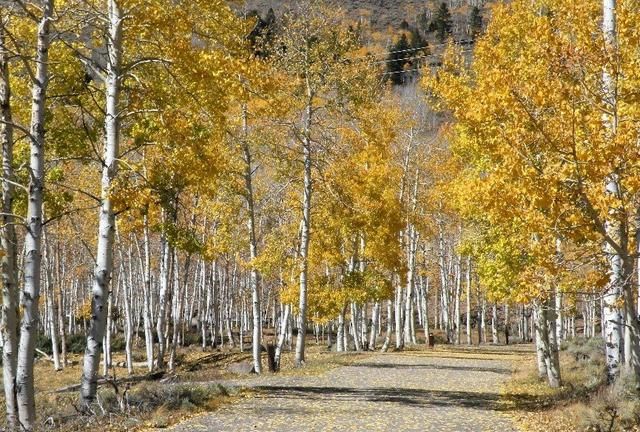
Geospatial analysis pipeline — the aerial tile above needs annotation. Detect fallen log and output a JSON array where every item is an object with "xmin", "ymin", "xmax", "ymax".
[{"xmin": 52, "ymin": 370, "xmax": 165, "ymax": 394}]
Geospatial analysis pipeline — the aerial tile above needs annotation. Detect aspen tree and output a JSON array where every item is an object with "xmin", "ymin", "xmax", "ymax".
[
  {"xmin": 16, "ymin": 1, "xmax": 54, "ymax": 428},
  {"xmin": 80, "ymin": 0, "xmax": 122, "ymax": 406},
  {"xmin": 0, "ymin": 10, "xmax": 19, "ymax": 430}
]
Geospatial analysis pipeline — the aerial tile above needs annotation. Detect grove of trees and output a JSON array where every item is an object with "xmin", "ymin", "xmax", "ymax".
[{"xmin": 0, "ymin": 0, "xmax": 637, "ymax": 430}]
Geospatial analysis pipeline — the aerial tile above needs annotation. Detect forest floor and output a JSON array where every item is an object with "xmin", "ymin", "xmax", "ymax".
[{"xmin": 160, "ymin": 345, "xmax": 528, "ymax": 432}]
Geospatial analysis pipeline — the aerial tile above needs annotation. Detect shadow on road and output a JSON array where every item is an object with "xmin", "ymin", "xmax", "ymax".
[
  {"xmin": 249, "ymin": 385, "xmax": 536, "ymax": 412},
  {"xmin": 353, "ymin": 362, "xmax": 512, "ymax": 374}
]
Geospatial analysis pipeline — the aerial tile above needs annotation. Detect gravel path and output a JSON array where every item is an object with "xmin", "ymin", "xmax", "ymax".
[{"xmin": 167, "ymin": 349, "xmax": 521, "ymax": 432}]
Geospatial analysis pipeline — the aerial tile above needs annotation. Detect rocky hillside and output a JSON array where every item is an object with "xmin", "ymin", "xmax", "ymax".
[{"xmin": 242, "ymin": 0, "xmax": 484, "ymax": 34}]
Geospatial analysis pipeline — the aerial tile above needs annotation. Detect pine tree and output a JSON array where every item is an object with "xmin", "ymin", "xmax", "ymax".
[
  {"xmin": 469, "ymin": 6, "xmax": 483, "ymax": 39},
  {"xmin": 386, "ymin": 34, "xmax": 410, "ymax": 85},
  {"xmin": 432, "ymin": 3, "xmax": 453, "ymax": 43},
  {"xmin": 409, "ymin": 27, "xmax": 426, "ymax": 50},
  {"xmin": 418, "ymin": 10, "xmax": 429, "ymax": 33},
  {"xmin": 249, "ymin": 8, "xmax": 277, "ymax": 57}
]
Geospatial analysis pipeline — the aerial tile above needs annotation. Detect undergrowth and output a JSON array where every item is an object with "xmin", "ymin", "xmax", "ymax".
[{"xmin": 503, "ymin": 337, "xmax": 640, "ymax": 432}]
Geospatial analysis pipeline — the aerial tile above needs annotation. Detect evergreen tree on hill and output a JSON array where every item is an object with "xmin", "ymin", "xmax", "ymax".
[
  {"xmin": 430, "ymin": 3, "xmax": 453, "ymax": 43},
  {"xmin": 469, "ymin": 6, "xmax": 483, "ymax": 39},
  {"xmin": 248, "ymin": 7, "xmax": 277, "ymax": 57},
  {"xmin": 386, "ymin": 33, "xmax": 411, "ymax": 85},
  {"xmin": 385, "ymin": 30, "xmax": 429, "ymax": 86}
]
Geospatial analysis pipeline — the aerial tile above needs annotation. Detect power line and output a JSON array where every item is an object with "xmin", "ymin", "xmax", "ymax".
[
  {"xmin": 383, "ymin": 67, "xmax": 425, "ymax": 76},
  {"xmin": 381, "ymin": 48, "xmax": 474, "ymax": 74},
  {"xmin": 348, "ymin": 39, "xmax": 475, "ymax": 62},
  {"xmin": 347, "ymin": 45, "xmax": 430, "ymax": 61},
  {"xmin": 372, "ymin": 53, "xmax": 435, "ymax": 65}
]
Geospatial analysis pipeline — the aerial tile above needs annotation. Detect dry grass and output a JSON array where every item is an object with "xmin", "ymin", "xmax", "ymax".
[
  {"xmin": 0, "ymin": 337, "xmax": 370, "ymax": 431},
  {"xmin": 501, "ymin": 338, "xmax": 640, "ymax": 432}
]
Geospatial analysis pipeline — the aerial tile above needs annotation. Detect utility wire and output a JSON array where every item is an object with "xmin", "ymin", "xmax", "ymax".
[
  {"xmin": 372, "ymin": 53, "xmax": 435, "ymax": 65},
  {"xmin": 381, "ymin": 48, "xmax": 474, "ymax": 74},
  {"xmin": 348, "ymin": 38, "xmax": 475, "ymax": 62}
]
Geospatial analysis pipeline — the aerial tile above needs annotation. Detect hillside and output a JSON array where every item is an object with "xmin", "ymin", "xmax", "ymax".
[{"xmin": 242, "ymin": 0, "xmax": 484, "ymax": 35}]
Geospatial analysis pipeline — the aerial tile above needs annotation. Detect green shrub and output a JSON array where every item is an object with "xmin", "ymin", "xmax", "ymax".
[
  {"xmin": 125, "ymin": 382, "xmax": 228, "ymax": 414},
  {"xmin": 563, "ymin": 336, "xmax": 605, "ymax": 364},
  {"xmin": 36, "ymin": 334, "xmax": 53, "ymax": 355},
  {"xmin": 110, "ymin": 336, "xmax": 126, "ymax": 351},
  {"xmin": 182, "ymin": 332, "xmax": 201, "ymax": 347},
  {"xmin": 66, "ymin": 333, "xmax": 86, "ymax": 353},
  {"xmin": 577, "ymin": 370, "xmax": 640, "ymax": 431}
]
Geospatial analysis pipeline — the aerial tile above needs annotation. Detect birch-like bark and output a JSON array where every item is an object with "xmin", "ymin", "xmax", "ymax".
[
  {"xmin": 336, "ymin": 306, "xmax": 346, "ymax": 352},
  {"xmin": 124, "ymin": 246, "xmax": 134, "ymax": 374},
  {"xmin": 0, "ymin": 14, "xmax": 19, "ymax": 429},
  {"xmin": 156, "ymin": 229, "xmax": 171, "ymax": 368},
  {"xmin": 481, "ymin": 297, "xmax": 487, "ymax": 343},
  {"xmin": 295, "ymin": 94, "xmax": 312, "ymax": 367},
  {"xmin": 135, "ymin": 221, "xmax": 154, "ymax": 370},
  {"xmin": 241, "ymin": 104, "xmax": 262, "ymax": 373},
  {"xmin": 403, "ymin": 172, "xmax": 419, "ymax": 345},
  {"xmin": 102, "ymin": 290, "xmax": 113, "ymax": 376},
  {"xmin": 533, "ymin": 303, "xmax": 548, "ymax": 379},
  {"xmin": 437, "ymin": 225, "xmax": 451, "ymax": 342},
  {"xmin": 491, "ymin": 304, "xmax": 499, "ymax": 344},
  {"xmin": 169, "ymin": 250, "xmax": 187, "ymax": 371},
  {"xmin": 57, "ymin": 281, "xmax": 66, "ymax": 368},
  {"xmin": 210, "ymin": 260, "xmax": 219, "ymax": 348},
  {"xmin": 465, "ymin": 257, "xmax": 472, "ymax": 345},
  {"xmin": 201, "ymin": 261, "xmax": 209, "ymax": 349},
  {"xmin": 351, "ymin": 302, "xmax": 361, "ymax": 351},
  {"xmin": 381, "ymin": 300, "xmax": 392, "ymax": 352},
  {"xmin": 16, "ymin": 2, "xmax": 53, "ymax": 428},
  {"xmin": 545, "ymin": 296, "xmax": 562, "ymax": 387},
  {"xmin": 80, "ymin": 0, "xmax": 122, "ymax": 405},
  {"xmin": 42, "ymin": 231, "xmax": 60, "ymax": 371},
  {"xmin": 555, "ymin": 290, "xmax": 563, "ymax": 344},
  {"xmin": 403, "ymin": 225, "xmax": 418, "ymax": 345},
  {"xmin": 274, "ymin": 304, "xmax": 290, "ymax": 370},
  {"xmin": 394, "ymin": 285, "xmax": 404, "ymax": 349},
  {"xmin": 600, "ymin": 0, "xmax": 629, "ymax": 383},
  {"xmin": 454, "ymin": 256, "xmax": 461, "ymax": 344},
  {"xmin": 369, "ymin": 302, "xmax": 380, "ymax": 350},
  {"xmin": 420, "ymin": 275, "xmax": 430, "ymax": 342}
]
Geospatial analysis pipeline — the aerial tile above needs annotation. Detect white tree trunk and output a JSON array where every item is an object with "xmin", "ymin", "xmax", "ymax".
[
  {"xmin": 136, "ymin": 221, "xmax": 154, "ymax": 370},
  {"xmin": 465, "ymin": 257, "xmax": 472, "ymax": 345},
  {"xmin": 454, "ymin": 256, "xmax": 461, "ymax": 345},
  {"xmin": 274, "ymin": 304, "xmax": 290, "ymax": 369},
  {"xmin": 381, "ymin": 300, "xmax": 392, "ymax": 352},
  {"xmin": 545, "ymin": 297, "xmax": 562, "ymax": 387},
  {"xmin": 337, "ymin": 306, "xmax": 346, "ymax": 352},
  {"xmin": 42, "ymin": 233, "xmax": 60, "ymax": 371},
  {"xmin": 601, "ymin": 0, "xmax": 631, "ymax": 383},
  {"xmin": 491, "ymin": 304, "xmax": 499, "ymax": 344},
  {"xmin": 80, "ymin": 0, "xmax": 122, "ymax": 405},
  {"xmin": 156, "ymin": 230, "xmax": 171, "ymax": 367},
  {"xmin": 169, "ymin": 251, "xmax": 187, "ymax": 371},
  {"xmin": 369, "ymin": 302, "xmax": 380, "ymax": 350},
  {"xmin": 394, "ymin": 285, "xmax": 404, "ymax": 349},
  {"xmin": 481, "ymin": 297, "xmax": 487, "ymax": 343},
  {"xmin": 533, "ymin": 303, "xmax": 548, "ymax": 379},
  {"xmin": 404, "ymin": 226, "xmax": 418, "ymax": 345},
  {"xmin": 124, "ymin": 250, "xmax": 134, "ymax": 374},
  {"xmin": 102, "ymin": 292, "xmax": 113, "ymax": 376},
  {"xmin": 295, "ymin": 97, "xmax": 312, "ymax": 367},
  {"xmin": 0, "ymin": 16, "xmax": 19, "ymax": 428},
  {"xmin": 555, "ymin": 290, "xmax": 563, "ymax": 344},
  {"xmin": 16, "ymin": 2, "xmax": 53, "ymax": 428},
  {"xmin": 240, "ymin": 105, "xmax": 262, "ymax": 374},
  {"xmin": 420, "ymin": 275, "xmax": 430, "ymax": 342},
  {"xmin": 351, "ymin": 302, "xmax": 361, "ymax": 351}
]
